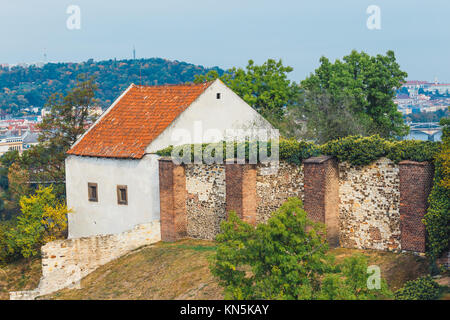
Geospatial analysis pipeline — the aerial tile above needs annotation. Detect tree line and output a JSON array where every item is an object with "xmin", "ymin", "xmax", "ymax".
[{"xmin": 0, "ymin": 58, "xmax": 222, "ymax": 116}]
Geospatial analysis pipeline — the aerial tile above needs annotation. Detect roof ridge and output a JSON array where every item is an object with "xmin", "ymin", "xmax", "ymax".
[{"xmin": 133, "ymin": 81, "xmax": 213, "ymax": 89}]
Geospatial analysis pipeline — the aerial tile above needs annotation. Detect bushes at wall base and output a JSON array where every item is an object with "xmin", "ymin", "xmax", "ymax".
[
  {"xmin": 395, "ymin": 276, "xmax": 442, "ymax": 300},
  {"xmin": 210, "ymin": 197, "xmax": 393, "ymax": 300}
]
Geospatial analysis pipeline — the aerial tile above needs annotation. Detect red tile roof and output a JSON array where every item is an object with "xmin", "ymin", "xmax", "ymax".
[{"xmin": 67, "ymin": 82, "xmax": 213, "ymax": 159}]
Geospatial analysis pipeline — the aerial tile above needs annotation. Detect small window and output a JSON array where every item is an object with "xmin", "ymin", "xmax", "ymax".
[
  {"xmin": 88, "ymin": 183, "xmax": 98, "ymax": 202},
  {"xmin": 117, "ymin": 185, "xmax": 128, "ymax": 205},
  {"xmin": 216, "ymin": 93, "xmax": 221, "ymax": 99}
]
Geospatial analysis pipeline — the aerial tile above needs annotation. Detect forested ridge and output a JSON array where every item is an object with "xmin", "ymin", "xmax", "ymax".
[{"xmin": 0, "ymin": 58, "xmax": 223, "ymax": 115}]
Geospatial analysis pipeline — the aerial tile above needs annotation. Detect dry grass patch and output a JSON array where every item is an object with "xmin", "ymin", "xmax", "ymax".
[
  {"xmin": 44, "ymin": 239, "xmax": 223, "ymax": 300},
  {"xmin": 0, "ymin": 258, "xmax": 42, "ymax": 300},
  {"xmin": 330, "ymin": 247, "xmax": 429, "ymax": 291}
]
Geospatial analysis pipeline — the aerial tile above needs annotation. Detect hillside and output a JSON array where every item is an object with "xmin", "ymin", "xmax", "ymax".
[
  {"xmin": 0, "ymin": 258, "xmax": 41, "ymax": 300},
  {"xmin": 0, "ymin": 58, "xmax": 224, "ymax": 115},
  {"xmin": 38, "ymin": 239, "xmax": 432, "ymax": 300}
]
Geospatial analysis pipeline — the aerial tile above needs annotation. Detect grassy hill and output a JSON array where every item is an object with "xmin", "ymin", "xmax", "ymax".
[
  {"xmin": 36, "ymin": 239, "xmax": 433, "ymax": 300},
  {"xmin": 44, "ymin": 240, "xmax": 223, "ymax": 300},
  {"xmin": 0, "ymin": 58, "xmax": 224, "ymax": 115}
]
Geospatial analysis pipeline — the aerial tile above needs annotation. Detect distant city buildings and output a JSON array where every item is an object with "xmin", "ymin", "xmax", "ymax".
[
  {"xmin": 0, "ymin": 105, "xmax": 103, "ymax": 156},
  {"xmin": 396, "ymin": 80, "xmax": 449, "ymax": 142},
  {"xmin": 0, "ymin": 119, "xmax": 40, "ymax": 155}
]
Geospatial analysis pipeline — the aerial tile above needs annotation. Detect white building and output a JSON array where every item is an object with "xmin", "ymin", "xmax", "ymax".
[
  {"xmin": 66, "ymin": 79, "xmax": 274, "ymax": 238},
  {"xmin": 424, "ymin": 83, "xmax": 450, "ymax": 95}
]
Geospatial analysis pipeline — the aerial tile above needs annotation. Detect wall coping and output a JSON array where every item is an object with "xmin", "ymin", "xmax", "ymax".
[
  {"xmin": 398, "ymin": 160, "xmax": 431, "ymax": 166},
  {"xmin": 303, "ymin": 155, "xmax": 335, "ymax": 164},
  {"xmin": 158, "ymin": 157, "xmax": 176, "ymax": 162}
]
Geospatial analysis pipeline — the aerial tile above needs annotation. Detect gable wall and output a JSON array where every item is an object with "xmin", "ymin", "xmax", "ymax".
[{"xmin": 146, "ymin": 80, "xmax": 273, "ymax": 153}]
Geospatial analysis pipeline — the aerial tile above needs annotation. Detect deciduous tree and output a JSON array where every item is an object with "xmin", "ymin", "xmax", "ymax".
[
  {"xmin": 299, "ymin": 50, "xmax": 409, "ymax": 141},
  {"xmin": 195, "ymin": 59, "xmax": 300, "ymax": 124}
]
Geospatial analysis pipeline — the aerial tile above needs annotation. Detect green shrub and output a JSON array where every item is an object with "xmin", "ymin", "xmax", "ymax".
[
  {"xmin": 210, "ymin": 198, "xmax": 392, "ymax": 300},
  {"xmin": 5, "ymin": 186, "xmax": 69, "ymax": 259},
  {"xmin": 0, "ymin": 219, "xmax": 18, "ymax": 264},
  {"xmin": 424, "ymin": 118, "xmax": 450, "ymax": 261},
  {"xmin": 395, "ymin": 276, "xmax": 442, "ymax": 300},
  {"xmin": 279, "ymin": 138, "xmax": 320, "ymax": 164},
  {"xmin": 320, "ymin": 135, "xmax": 391, "ymax": 166},
  {"xmin": 318, "ymin": 254, "xmax": 392, "ymax": 300},
  {"xmin": 387, "ymin": 140, "xmax": 439, "ymax": 163},
  {"xmin": 211, "ymin": 197, "xmax": 330, "ymax": 299},
  {"xmin": 425, "ymin": 169, "xmax": 450, "ymax": 261},
  {"xmin": 156, "ymin": 135, "xmax": 440, "ymax": 167},
  {"xmin": 156, "ymin": 139, "xmax": 320, "ymax": 165}
]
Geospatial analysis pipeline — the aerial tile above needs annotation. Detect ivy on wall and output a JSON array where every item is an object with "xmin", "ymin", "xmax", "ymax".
[
  {"xmin": 156, "ymin": 135, "xmax": 439, "ymax": 166},
  {"xmin": 424, "ymin": 118, "xmax": 449, "ymax": 261}
]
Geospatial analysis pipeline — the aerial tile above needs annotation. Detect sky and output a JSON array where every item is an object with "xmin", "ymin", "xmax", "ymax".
[{"xmin": 1, "ymin": 0, "xmax": 449, "ymax": 82}]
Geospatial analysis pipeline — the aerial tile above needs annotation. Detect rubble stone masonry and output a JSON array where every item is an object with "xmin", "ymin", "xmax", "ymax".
[
  {"xmin": 185, "ymin": 163, "xmax": 226, "ymax": 239},
  {"xmin": 339, "ymin": 158, "xmax": 401, "ymax": 251},
  {"xmin": 256, "ymin": 162, "xmax": 304, "ymax": 223},
  {"xmin": 159, "ymin": 157, "xmax": 433, "ymax": 255},
  {"xmin": 183, "ymin": 161, "xmax": 305, "ymax": 238}
]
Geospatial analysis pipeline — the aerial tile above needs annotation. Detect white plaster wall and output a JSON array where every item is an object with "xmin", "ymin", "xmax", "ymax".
[
  {"xmin": 66, "ymin": 154, "xmax": 161, "ymax": 238},
  {"xmin": 146, "ymin": 79, "xmax": 274, "ymax": 153}
]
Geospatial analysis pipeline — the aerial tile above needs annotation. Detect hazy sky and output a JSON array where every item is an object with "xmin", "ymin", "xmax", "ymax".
[{"xmin": 1, "ymin": 0, "xmax": 449, "ymax": 82}]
